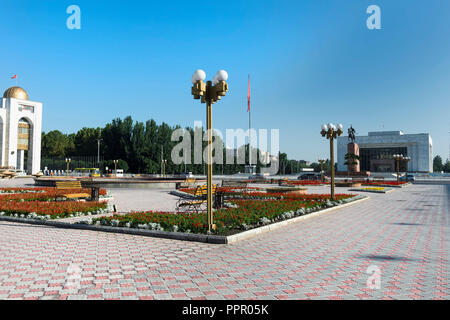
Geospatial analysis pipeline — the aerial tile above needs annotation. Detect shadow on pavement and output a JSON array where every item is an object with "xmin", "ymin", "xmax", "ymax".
[
  {"xmin": 359, "ymin": 255, "xmax": 420, "ymax": 262},
  {"xmin": 391, "ymin": 222, "xmax": 423, "ymax": 226}
]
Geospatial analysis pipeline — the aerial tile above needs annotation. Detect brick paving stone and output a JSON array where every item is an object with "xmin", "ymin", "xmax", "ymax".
[{"xmin": 0, "ymin": 184, "xmax": 449, "ymax": 300}]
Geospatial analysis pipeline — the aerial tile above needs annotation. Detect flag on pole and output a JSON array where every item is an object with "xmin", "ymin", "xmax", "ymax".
[
  {"xmin": 247, "ymin": 75, "xmax": 250, "ymax": 112},
  {"xmin": 11, "ymin": 74, "xmax": 17, "ymax": 79}
]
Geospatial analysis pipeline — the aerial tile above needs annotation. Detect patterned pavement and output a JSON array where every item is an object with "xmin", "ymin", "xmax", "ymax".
[{"xmin": 0, "ymin": 184, "xmax": 449, "ymax": 300}]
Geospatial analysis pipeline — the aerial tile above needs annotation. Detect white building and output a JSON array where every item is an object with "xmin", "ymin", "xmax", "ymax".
[
  {"xmin": 0, "ymin": 87, "xmax": 42, "ymax": 174},
  {"xmin": 337, "ymin": 131, "xmax": 432, "ymax": 173}
]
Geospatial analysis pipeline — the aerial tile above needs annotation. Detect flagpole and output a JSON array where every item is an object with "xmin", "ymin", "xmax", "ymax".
[{"xmin": 248, "ymin": 75, "xmax": 252, "ymax": 173}]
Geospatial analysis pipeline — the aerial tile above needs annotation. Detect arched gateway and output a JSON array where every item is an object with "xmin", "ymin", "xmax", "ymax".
[{"xmin": 0, "ymin": 86, "xmax": 42, "ymax": 174}]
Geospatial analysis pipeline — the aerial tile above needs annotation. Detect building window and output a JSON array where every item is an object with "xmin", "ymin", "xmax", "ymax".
[
  {"xmin": 18, "ymin": 127, "xmax": 29, "ymax": 135},
  {"xmin": 360, "ymin": 147, "xmax": 408, "ymax": 172}
]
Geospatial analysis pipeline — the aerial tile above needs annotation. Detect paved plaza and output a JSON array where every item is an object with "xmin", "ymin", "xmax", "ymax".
[{"xmin": 0, "ymin": 182, "xmax": 449, "ymax": 300}]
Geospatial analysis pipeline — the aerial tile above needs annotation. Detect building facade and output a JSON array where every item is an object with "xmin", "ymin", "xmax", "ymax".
[
  {"xmin": 337, "ymin": 131, "xmax": 432, "ymax": 173},
  {"xmin": 0, "ymin": 87, "xmax": 42, "ymax": 174}
]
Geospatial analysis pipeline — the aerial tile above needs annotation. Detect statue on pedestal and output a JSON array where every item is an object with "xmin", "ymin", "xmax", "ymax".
[{"xmin": 348, "ymin": 125, "xmax": 356, "ymax": 143}]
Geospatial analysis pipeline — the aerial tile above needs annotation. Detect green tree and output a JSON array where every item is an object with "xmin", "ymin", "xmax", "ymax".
[
  {"xmin": 74, "ymin": 127, "xmax": 102, "ymax": 156},
  {"xmin": 130, "ymin": 121, "xmax": 146, "ymax": 173},
  {"xmin": 41, "ymin": 130, "xmax": 71, "ymax": 157},
  {"xmin": 433, "ymin": 155, "xmax": 444, "ymax": 172},
  {"xmin": 443, "ymin": 159, "xmax": 450, "ymax": 173}
]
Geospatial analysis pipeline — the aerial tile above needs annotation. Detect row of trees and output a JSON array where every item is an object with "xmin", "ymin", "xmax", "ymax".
[
  {"xmin": 433, "ymin": 155, "xmax": 450, "ymax": 173},
  {"xmin": 42, "ymin": 116, "xmax": 301, "ymax": 174}
]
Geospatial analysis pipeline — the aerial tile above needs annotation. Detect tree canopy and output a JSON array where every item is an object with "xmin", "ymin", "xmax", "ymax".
[{"xmin": 41, "ymin": 116, "xmax": 298, "ymax": 174}]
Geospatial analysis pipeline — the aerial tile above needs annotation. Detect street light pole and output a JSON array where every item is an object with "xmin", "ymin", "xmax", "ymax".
[
  {"xmin": 321, "ymin": 123, "xmax": 343, "ymax": 201},
  {"xmin": 191, "ymin": 69, "xmax": 229, "ymax": 233},
  {"xmin": 113, "ymin": 160, "xmax": 118, "ymax": 177},
  {"xmin": 393, "ymin": 154, "xmax": 404, "ymax": 184},
  {"xmin": 96, "ymin": 139, "xmax": 102, "ymax": 164},
  {"xmin": 404, "ymin": 156, "xmax": 411, "ymax": 180},
  {"xmin": 206, "ymin": 87, "xmax": 213, "ymax": 229},
  {"xmin": 65, "ymin": 158, "xmax": 71, "ymax": 176},
  {"xmin": 318, "ymin": 158, "xmax": 325, "ymax": 183}
]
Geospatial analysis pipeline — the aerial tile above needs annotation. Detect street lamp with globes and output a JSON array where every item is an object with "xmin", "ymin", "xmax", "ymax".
[
  {"xmin": 191, "ymin": 69, "xmax": 229, "ymax": 233},
  {"xmin": 392, "ymin": 154, "xmax": 404, "ymax": 184},
  {"xmin": 320, "ymin": 123, "xmax": 343, "ymax": 200},
  {"xmin": 65, "ymin": 158, "xmax": 71, "ymax": 176},
  {"xmin": 318, "ymin": 158, "xmax": 326, "ymax": 183},
  {"xmin": 403, "ymin": 156, "xmax": 411, "ymax": 181}
]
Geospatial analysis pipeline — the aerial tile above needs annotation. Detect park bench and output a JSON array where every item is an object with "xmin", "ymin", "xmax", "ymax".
[
  {"xmin": 176, "ymin": 184, "xmax": 217, "ymax": 212},
  {"xmin": 0, "ymin": 171, "xmax": 17, "ymax": 179},
  {"xmin": 176, "ymin": 178, "xmax": 197, "ymax": 189},
  {"xmin": 221, "ymin": 180, "xmax": 248, "ymax": 188},
  {"xmin": 278, "ymin": 178, "xmax": 289, "ymax": 186},
  {"xmin": 55, "ymin": 180, "xmax": 91, "ymax": 199}
]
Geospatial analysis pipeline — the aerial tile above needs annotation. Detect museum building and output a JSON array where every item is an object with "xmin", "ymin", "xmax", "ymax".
[{"xmin": 337, "ymin": 131, "xmax": 432, "ymax": 173}]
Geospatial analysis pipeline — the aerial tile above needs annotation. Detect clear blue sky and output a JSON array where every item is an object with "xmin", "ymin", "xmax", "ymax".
[{"xmin": 1, "ymin": 0, "xmax": 449, "ymax": 162}]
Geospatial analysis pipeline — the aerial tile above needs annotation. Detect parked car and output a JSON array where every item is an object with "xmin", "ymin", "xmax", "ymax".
[
  {"xmin": 249, "ymin": 173, "xmax": 268, "ymax": 180},
  {"xmin": 180, "ymin": 172, "xmax": 194, "ymax": 178},
  {"xmin": 400, "ymin": 174, "xmax": 415, "ymax": 182},
  {"xmin": 298, "ymin": 173, "xmax": 321, "ymax": 180}
]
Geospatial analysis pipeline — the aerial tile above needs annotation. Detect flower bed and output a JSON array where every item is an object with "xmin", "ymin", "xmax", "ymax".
[
  {"xmin": 0, "ymin": 201, "xmax": 108, "ymax": 219},
  {"xmin": 178, "ymin": 186, "xmax": 261, "ymax": 195},
  {"xmin": 356, "ymin": 181, "xmax": 408, "ymax": 186},
  {"xmin": 286, "ymin": 180, "xmax": 324, "ymax": 186},
  {"xmin": 0, "ymin": 187, "xmax": 110, "ymax": 219},
  {"xmin": 0, "ymin": 188, "xmax": 48, "ymax": 194},
  {"xmin": 89, "ymin": 193, "xmax": 357, "ymax": 235},
  {"xmin": 0, "ymin": 187, "xmax": 107, "ymax": 201},
  {"xmin": 349, "ymin": 187, "xmax": 392, "ymax": 194}
]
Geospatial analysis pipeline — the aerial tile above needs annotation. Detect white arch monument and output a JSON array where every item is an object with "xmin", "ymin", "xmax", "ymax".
[{"xmin": 0, "ymin": 86, "xmax": 42, "ymax": 174}]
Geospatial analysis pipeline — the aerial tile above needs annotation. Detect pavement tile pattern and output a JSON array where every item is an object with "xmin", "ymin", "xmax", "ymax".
[{"xmin": 0, "ymin": 184, "xmax": 449, "ymax": 300}]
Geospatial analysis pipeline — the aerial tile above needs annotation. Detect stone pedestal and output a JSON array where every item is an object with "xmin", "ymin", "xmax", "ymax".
[{"xmin": 347, "ymin": 143, "xmax": 360, "ymax": 173}]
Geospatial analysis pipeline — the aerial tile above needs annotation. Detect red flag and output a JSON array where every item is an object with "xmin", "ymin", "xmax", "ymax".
[
  {"xmin": 11, "ymin": 74, "xmax": 17, "ymax": 79},
  {"xmin": 247, "ymin": 75, "xmax": 250, "ymax": 112}
]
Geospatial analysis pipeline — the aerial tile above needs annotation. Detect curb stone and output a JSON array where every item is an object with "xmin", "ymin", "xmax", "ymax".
[{"xmin": 0, "ymin": 196, "xmax": 369, "ymax": 244}]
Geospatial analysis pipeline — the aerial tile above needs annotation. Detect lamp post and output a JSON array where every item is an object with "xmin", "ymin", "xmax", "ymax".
[
  {"xmin": 113, "ymin": 160, "xmax": 118, "ymax": 177},
  {"xmin": 393, "ymin": 154, "xmax": 404, "ymax": 184},
  {"xmin": 161, "ymin": 159, "xmax": 167, "ymax": 177},
  {"xmin": 318, "ymin": 158, "xmax": 326, "ymax": 183},
  {"xmin": 65, "ymin": 158, "xmax": 71, "ymax": 176},
  {"xmin": 321, "ymin": 123, "xmax": 343, "ymax": 200},
  {"xmin": 403, "ymin": 156, "xmax": 411, "ymax": 181},
  {"xmin": 191, "ymin": 69, "xmax": 229, "ymax": 233},
  {"xmin": 96, "ymin": 138, "xmax": 102, "ymax": 164}
]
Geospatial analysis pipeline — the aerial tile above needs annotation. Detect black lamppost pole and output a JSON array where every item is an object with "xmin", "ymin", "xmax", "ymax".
[{"xmin": 321, "ymin": 123, "xmax": 343, "ymax": 200}]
